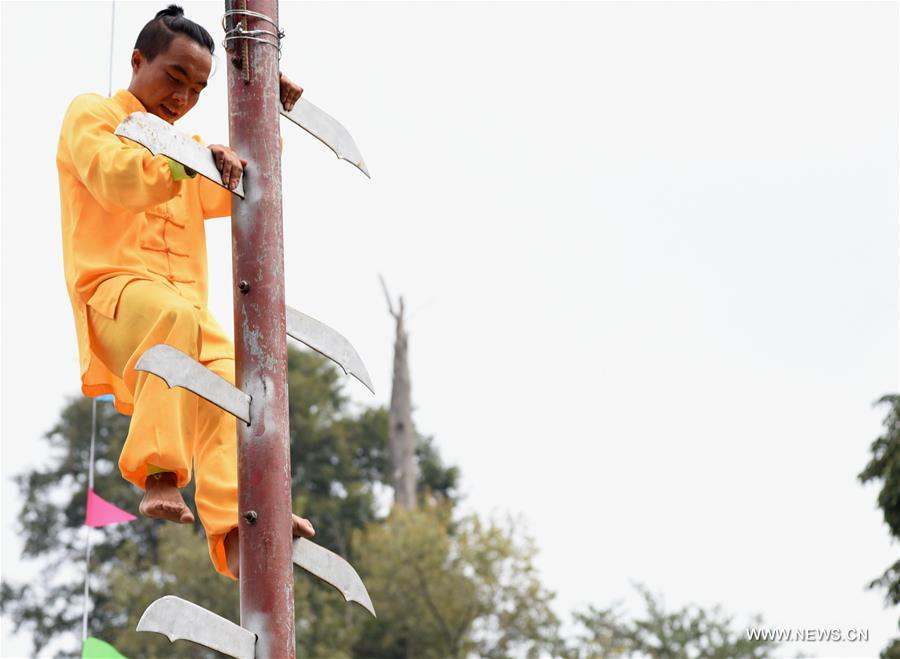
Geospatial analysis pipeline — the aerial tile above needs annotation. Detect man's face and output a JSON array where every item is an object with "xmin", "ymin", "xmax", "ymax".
[{"xmin": 129, "ymin": 34, "xmax": 211, "ymax": 123}]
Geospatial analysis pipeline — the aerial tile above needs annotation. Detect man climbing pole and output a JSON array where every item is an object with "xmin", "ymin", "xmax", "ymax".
[{"xmin": 57, "ymin": 4, "xmax": 313, "ymax": 581}]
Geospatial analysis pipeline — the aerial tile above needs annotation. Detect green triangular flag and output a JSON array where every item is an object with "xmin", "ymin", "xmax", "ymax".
[{"xmin": 82, "ymin": 637, "xmax": 127, "ymax": 658}]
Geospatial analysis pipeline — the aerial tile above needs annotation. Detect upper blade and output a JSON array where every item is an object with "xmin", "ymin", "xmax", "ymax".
[
  {"xmin": 285, "ymin": 305, "xmax": 375, "ymax": 395},
  {"xmin": 293, "ymin": 538, "xmax": 376, "ymax": 618},
  {"xmin": 136, "ymin": 595, "xmax": 256, "ymax": 659},
  {"xmin": 279, "ymin": 98, "xmax": 370, "ymax": 178},
  {"xmin": 115, "ymin": 112, "xmax": 245, "ymax": 197},
  {"xmin": 135, "ymin": 344, "xmax": 251, "ymax": 424}
]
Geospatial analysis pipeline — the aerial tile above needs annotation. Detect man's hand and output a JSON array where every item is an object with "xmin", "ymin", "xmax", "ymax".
[
  {"xmin": 279, "ymin": 72, "xmax": 304, "ymax": 112},
  {"xmin": 208, "ymin": 144, "xmax": 247, "ymax": 190}
]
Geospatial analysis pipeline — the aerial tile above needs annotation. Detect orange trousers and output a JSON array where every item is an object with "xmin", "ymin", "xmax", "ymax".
[{"xmin": 87, "ymin": 279, "xmax": 238, "ymax": 579}]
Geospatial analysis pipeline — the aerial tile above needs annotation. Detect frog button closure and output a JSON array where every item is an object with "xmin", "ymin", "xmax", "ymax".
[{"xmin": 140, "ymin": 212, "xmax": 168, "ymax": 252}]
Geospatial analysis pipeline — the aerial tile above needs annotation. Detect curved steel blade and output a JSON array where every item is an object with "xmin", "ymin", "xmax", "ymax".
[
  {"xmin": 293, "ymin": 538, "xmax": 376, "ymax": 618},
  {"xmin": 286, "ymin": 305, "xmax": 375, "ymax": 395},
  {"xmin": 135, "ymin": 344, "xmax": 251, "ymax": 424},
  {"xmin": 136, "ymin": 595, "xmax": 256, "ymax": 659},
  {"xmin": 115, "ymin": 112, "xmax": 245, "ymax": 197},
  {"xmin": 279, "ymin": 98, "xmax": 370, "ymax": 178}
]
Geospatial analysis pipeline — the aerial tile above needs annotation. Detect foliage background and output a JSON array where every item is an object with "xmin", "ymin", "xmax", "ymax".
[{"xmin": 2, "ymin": 349, "xmax": 776, "ymax": 659}]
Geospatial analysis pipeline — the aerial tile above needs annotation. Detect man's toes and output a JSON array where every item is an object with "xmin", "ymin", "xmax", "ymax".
[
  {"xmin": 292, "ymin": 515, "xmax": 315, "ymax": 538},
  {"xmin": 163, "ymin": 501, "xmax": 193, "ymax": 523},
  {"xmin": 140, "ymin": 499, "xmax": 194, "ymax": 524},
  {"xmin": 139, "ymin": 499, "xmax": 165, "ymax": 518}
]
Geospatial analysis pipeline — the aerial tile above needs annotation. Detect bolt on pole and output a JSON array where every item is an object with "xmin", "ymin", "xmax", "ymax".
[{"xmin": 224, "ymin": 1, "xmax": 296, "ymax": 657}]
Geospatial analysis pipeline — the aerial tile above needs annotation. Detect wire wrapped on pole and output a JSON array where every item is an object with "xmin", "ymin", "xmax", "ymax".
[{"xmin": 222, "ymin": 7, "xmax": 284, "ymax": 55}]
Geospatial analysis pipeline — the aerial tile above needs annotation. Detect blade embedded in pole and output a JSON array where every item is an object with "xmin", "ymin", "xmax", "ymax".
[
  {"xmin": 115, "ymin": 112, "xmax": 246, "ymax": 197},
  {"xmin": 293, "ymin": 538, "xmax": 376, "ymax": 617},
  {"xmin": 136, "ymin": 596, "xmax": 257, "ymax": 659},
  {"xmin": 279, "ymin": 98, "xmax": 370, "ymax": 178},
  {"xmin": 134, "ymin": 344, "xmax": 251, "ymax": 424},
  {"xmin": 285, "ymin": 305, "xmax": 375, "ymax": 394}
]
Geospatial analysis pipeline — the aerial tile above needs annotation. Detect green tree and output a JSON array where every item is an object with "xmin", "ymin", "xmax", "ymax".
[
  {"xmin": 859, "ymin": 394, "xmax": 900, "ymax": 658},
  {"xmin": 565, "ymin": 585, "xmax": 776, "ymax": 659},
  {"xmin": 352, "ymin": 506, "xmax": 564, "ymax": 659},
  {"xmin": 1, "ymin": 388, "xmax": 150, "ymax": 656}
]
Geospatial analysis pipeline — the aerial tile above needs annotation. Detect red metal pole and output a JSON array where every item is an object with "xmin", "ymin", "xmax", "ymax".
[{"xmin": 225, "ymin": 1, "xmax": 295, "ymax": 657}]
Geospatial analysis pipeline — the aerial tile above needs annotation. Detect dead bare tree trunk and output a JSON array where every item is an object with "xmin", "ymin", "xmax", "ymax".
[{"xmin": 380, "ymin": 275, "xmax": 417, "ymax": 509}]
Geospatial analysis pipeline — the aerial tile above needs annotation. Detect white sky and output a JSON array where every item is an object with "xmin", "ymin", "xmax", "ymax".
[{"xmin": 2, "ymin": 1, "xmax": 898, "ymax": 657}]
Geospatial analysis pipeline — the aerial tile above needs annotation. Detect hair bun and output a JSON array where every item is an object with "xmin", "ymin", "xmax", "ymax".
[{"xmin": 156, "ymin": 4, "xmax": 185, "ymax": 18}]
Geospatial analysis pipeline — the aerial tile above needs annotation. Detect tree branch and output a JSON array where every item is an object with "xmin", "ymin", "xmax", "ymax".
[{"xmin": 379, "ymin": 273, "xmax": 398, "ymax": 318}]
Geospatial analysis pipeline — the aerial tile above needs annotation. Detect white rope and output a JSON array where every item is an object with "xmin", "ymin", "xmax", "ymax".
[
  {"xmin": 81, "ymin": 528, "xmax": 93, "ymax": 641},
  {"xmin": 81, "ymin": 397, "xmax": 98, "ymax": 640},
  {"xmin": 85, "ymin": 0, "xmax": 115, "ymax": 641},
  {"xmin": 89, "ymin": 397, "xmax": 97, "ymax": 491},
  {"xmin": 107, "ymin": 1, "xmax": 116, "ymax": 96}
]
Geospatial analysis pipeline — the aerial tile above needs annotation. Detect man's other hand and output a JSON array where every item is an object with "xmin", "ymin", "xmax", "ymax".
[
  {"xmin": 208, "ymin": 144, "xmax": 247, "ymax": 190},
  {"xmin": 279, "ymin": 72, "xmax": 303, "ymax": 112}
]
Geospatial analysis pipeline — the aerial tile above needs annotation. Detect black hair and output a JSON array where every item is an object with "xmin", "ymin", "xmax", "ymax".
[{"xmin": 133, "ymin": 5, "xmax": 215, "ymax": 62}]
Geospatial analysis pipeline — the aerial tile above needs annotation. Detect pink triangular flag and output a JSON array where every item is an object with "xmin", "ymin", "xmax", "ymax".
[{"xmin": 85, "ymin": 489, "xmax": 136, "ymax": 528}]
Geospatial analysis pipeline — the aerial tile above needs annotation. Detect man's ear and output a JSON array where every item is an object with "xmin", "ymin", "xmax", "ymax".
[{"xmin": 131, "ymin": 49, "xmax": 143, "ymax": 74}]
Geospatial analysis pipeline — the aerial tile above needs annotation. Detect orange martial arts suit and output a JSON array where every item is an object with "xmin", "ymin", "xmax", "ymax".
[{"xmin": 57, "ymin": 89, "xmax": 238, "ymax": 578}]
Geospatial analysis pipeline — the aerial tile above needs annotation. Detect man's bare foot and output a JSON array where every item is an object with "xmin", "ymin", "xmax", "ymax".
[
  {"xmin": 225, "ymin": 514, "xmax": 315, "ymax": 579},
  {"xmin": 139, "ymin": 472, "xmax": 195, "ymax": 524}
]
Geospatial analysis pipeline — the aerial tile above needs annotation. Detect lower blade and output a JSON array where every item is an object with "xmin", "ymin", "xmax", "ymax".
[
  {"xmin": 136, "ymin": 595, "xmax": 256, "ymax": 659},
  {"xmin": 293, "ymin": 538, "xmax": 376, "ymax": 617}
]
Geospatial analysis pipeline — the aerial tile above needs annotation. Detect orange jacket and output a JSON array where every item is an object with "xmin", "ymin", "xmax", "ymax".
[{"xmin": 57, "ymin": 89, "xmax": 232, "ymax": 405}]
